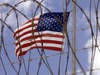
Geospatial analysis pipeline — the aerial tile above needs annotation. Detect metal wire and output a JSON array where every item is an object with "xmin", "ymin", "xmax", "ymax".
[
  {"xmin": 0, "ymin": 24, "xmax": 99, "ymax": 48},
  {"xmin": 0, "ymin": 0, "xmax": 100, "ymax": 75},
  {"xmin": 0, "ymin": 44, "xmax": 99, "ymax": 67}
]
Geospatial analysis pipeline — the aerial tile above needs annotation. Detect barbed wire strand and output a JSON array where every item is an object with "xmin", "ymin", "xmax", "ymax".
[
  {"xmin": 65, "ymin": 32, "xmax": 87, "ymax": 74},
  {"xmin": 90, "ymin": 0, "xmax": 100, "ymax": 75},
  {"xmin": 0, "ymin": 1, "xmax": 97, "ymax": 73},
  {"xmin": 0, "ymin": 4, "xmax": 7, "ymax": 75},
  {"xmin": 1, "ymin": 5, "xmax": 18, "ymax": 75},
  {"xmin": 66, "ymin": 68, "xmax": 100, "ymax": 75},
  {"xmin": 72, "ymin": 0, "xmax": 100, "ymax": 75},
  {"xmin": 1, "ymin": 43, "xmax": 99, "ymax": 67},
  {"xmin": 0, "ymin": 0, "xmax": 100, "ymax": 75},
  {"xmin": 0, "ymin": 1, "xmax": 54, "ymax": 74},
  {"xmin": 31, "ymin": 0, "xmax": 54, "ymax": 74},
  {"xmin": 0, "ymin": 24, "xmax": 99, "ymax": 48},
  {"xmin": 0, "ymin": 19, "xmax": 99, "ymax": 74},
  {"xmin": 0, "ymin": 13, "xmax": 98, "ymax": 75},
  {"xmin": 0, "ymin": 2, "xmax": 32, "ymax": 75},
  {"xmin": 65, "ymin": 43, "xmax": 70, "ymax": 74}
]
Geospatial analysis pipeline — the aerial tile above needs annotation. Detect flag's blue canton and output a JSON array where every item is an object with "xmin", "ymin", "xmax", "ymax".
[{"xmin": 37, "ymin": 12, "xmax": 70, "ymax": 32}]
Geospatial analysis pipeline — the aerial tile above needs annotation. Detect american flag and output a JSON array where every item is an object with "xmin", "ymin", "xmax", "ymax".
[{"xmin": 13, "ymin": 12, "xmax": 71, "ymax": 60}]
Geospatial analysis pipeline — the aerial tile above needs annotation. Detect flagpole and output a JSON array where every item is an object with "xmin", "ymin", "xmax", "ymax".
[{"xmin": 72, "ymin": 0, "xmax": 77, "ymax": 75}]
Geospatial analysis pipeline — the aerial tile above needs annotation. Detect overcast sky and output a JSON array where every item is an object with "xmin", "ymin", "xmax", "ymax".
[{"xmin": 0, "ymin": 0, "xmax": 100, "ymax": 75}]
